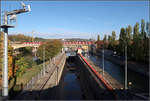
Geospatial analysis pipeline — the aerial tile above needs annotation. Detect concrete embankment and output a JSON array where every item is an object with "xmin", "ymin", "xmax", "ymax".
[
  {"xmin": 14, "ymin": 52, "xmax": 66, "ymax": 100},
  {"xmin": 75, "ymin": 54, "xmax": 116, "ymax": 100},
  {"xmin": 84, "ymin": 56, "xmax": 124, "ymax": 90},
  {"xmin": 96, "ymin": 52, "xmax": 149, "ymax": 77}
]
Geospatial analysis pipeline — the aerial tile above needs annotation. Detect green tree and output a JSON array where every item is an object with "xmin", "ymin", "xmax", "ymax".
[
  {"xmin": 125, "ymin": 25, "xmax": 132, "ymax": 58},
  {"xmin": 111, "ymin": 31, "xmax": 116, "ymax": 50},
  {"xmin": 127, "ymin": 25, "xmax": 132, "ymax": 40},
  {"xmin": 108, "ymin": 35, "xmax": 112, "ymax": 50},
  {"xmin": 97, "ymin": 35, "xmax": 100, "ymax": 41},
  {"xmin": 37, "ymin": 40, "xmax": 62, "ymax": 61},
  {"xmin": 15, "ymin": 57, "xmax": 28, "ymax": 77},
  {"xmin": 133, "ymin": 22, "xmax": 142, "ymax": 61},
  {"xmin": 103, "ymin": 35, "xmax": 107, "ymax": 49},
  {"xmin": 146, "ymin": 22, "xmax": 150, "ymax": 37},
  {"xmin": 112, "ymin": 31, "xmax": 116, "ymax": 42},
  {"xmin": 141, "ymin": 19, "xmax": 146, "ymax": 39},
  {"xmin": 119, "ymin": 28, "xmax": 127, "ymax": 55}
]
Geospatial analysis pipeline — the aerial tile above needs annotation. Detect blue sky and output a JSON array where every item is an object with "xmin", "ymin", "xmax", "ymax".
[{"xmin": 1, "ymin": 1, "xmax": 149, "ymax": 39}]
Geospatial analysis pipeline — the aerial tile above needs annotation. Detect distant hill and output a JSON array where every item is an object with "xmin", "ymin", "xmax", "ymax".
[{"xmin": 8, "ymin": 34, "xmax": 47, "ymax": 42}]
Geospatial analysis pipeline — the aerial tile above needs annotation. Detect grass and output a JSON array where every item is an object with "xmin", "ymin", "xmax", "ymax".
[
  {"xmin": 16, "ymin": 64, "xmax": 43, "ymax": 85},
  {"xmin": 8, "ymin": 60, "xmax": 50, "ymax": 99}
]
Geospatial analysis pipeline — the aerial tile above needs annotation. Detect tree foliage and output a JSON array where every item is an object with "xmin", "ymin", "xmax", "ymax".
[
  {"xmin": 103, "ymin": 35, "xmax": 107, "ymax": 49},
  {"xmin": 37, "ymin": 40, "xmax": 62, "ymax": 61},
  {"xmin": 97, "ymin": 35, "xmax": 100, "ymax": 41},
  {"xmin": 104, "ymin": 19, "xmax": 149, "ymax": 63}
]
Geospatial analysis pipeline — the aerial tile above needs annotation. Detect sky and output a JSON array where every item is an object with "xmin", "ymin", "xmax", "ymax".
[{"xmin": 1, "ymin": 1, "xmax": 149, "ymax": 40}]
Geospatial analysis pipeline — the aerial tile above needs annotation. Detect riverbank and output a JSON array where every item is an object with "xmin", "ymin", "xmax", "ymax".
[{"xmin": 96, "ymin": 50, "xmax": 149, "ymax": 77}]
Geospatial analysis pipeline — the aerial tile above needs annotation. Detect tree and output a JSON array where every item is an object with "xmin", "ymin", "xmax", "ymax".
[
  {"xmin": 108, "ymin": 35, "xmax": 113, "ymax": 50},
  {"xmin": 97, "ymin": 35, "xmax": 100, "ymax": 41},
  {"xmin": 127, "ymin": 25, "xmax": 132, "ymax": 40},
  {"xmin": 37, "ymin": 40, "xmax": 62, "ymax": 61},
  {"xmin": 111, "ymin": 31, "xmax": 116, "ymax": 50},
  {"xmin": 133, "ymin": 22, "xmax": 142, "ymax": 61},
  {"xmin": 125, "ymin": 25, "xmax": 132, "ymax": 58},
  {"xmin": 146, "ymin": 22, "xmax": 150, "ymax": 37},
  {"xmin": 141, "ymin": 19, "xmax": 146, "ymax": 39},
  {"xmin": 119, "ymin": 28, "xmax": 127, "ymax": 55},
  {"xmin": 103, "ymin": 34, "xmax": 107, "ymax": 49},
  {"xmin": 15, "ymin": 57, "xmax": 28, "ymax": 77},
  {"xmin": 112, "ymin": 31, "xmax": 116, "ymax": 41},
  {"xmin": 145, "ymin": 22, "xmax": 149, "ymax": 62}
]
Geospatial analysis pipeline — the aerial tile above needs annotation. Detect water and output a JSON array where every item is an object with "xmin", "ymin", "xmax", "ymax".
[
  {"xmin": 62, "ymin": 72, "xmax": 82, "ymax": 99},
  {"xmin": 58, "ymin": 62, "xmax": 83, "ymax": 100},
  {"xmin": 89, "ymin": 55, "xmax": 149, "ymax": 93}
]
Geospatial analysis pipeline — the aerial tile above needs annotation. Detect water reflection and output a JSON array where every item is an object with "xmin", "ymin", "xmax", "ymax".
[{"xmin": 60, "ymin": 63, "xmax": 83, "ymax": 100}]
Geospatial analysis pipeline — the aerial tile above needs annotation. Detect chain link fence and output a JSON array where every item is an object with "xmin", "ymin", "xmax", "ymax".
[{"xmin": 20, "ymin": 52, "xmax": 65, "ymax": 93}]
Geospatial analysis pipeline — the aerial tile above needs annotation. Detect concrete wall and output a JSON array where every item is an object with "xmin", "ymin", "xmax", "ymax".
[
  {"xmin": 22, "ymin": 53, "xmax": 66, "ymax": 92},
  {"xmin": 46, "ymin": 54, "xmax": 66, "ymax": 88},
  {"xmin": 75, "ymin": 55, "xmax": 114, "ymax": 100}
]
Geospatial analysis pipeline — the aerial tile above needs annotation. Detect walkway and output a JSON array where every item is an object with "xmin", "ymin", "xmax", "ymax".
[
  {"xmin": 84, "ymin": 56, "xmax": 124, "ymax": 90},
  {"xmin": 14, "ymin": 53, "xmax": 64, "ymax": 100}
]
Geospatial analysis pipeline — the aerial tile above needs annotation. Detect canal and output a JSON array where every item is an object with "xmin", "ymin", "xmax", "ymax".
[
  {"xmin": 57, "ymin": 56, "xmax": 85, "ymax": 100},
  {"xmin": 89, "ymin": 55, "xmax": 149, "ymax": 93}
]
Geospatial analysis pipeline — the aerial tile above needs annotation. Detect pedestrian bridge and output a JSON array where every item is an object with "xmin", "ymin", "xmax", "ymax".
[{"xmin": 11, "ymin": 42, "xmax": 42, "ymax": 49}]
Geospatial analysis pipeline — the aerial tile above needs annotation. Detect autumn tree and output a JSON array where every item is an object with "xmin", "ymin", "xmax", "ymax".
[
  {"xmin": 37, "ymin": 40, "xmax": 62, "ymax": 61},
  {"xmin": 0, "ymin": 32, "xmax": 13, "ymax": 81}
]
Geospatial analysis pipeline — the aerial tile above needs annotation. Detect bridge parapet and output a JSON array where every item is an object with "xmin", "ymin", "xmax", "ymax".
[{"xmin": 11, "ymin": 42, "xmax": 42, "ymax": 49}]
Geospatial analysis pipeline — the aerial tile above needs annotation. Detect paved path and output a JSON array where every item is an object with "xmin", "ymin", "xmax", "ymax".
[
  {"xmin": 85, "ymin": 56, "xmax": 124, "ymax": 90},
  {"xmin": 84, "ymin": 55, "xmax": 149, "ymax": 100}
]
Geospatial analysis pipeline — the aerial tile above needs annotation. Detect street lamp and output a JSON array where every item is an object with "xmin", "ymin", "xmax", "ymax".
[
  {"xmin": 0, "ymin": 2, "xmax": 31, "ymax": 98},
  {"xmin": 102, "ymin": 43, "xmax": 104, "ymax": 76},
  {"xmin": 124, "ymin": 30, "xmax": 129, "ymax": 99}
]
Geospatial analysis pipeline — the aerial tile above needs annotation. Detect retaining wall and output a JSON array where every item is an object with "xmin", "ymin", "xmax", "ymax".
[
  {"xmin": 75, "ymin": 54, "xmax": 116, "ymax": 100},
  {"xmin": 22, "ymin": 52, "xmax": 66, "ymax": 92}
]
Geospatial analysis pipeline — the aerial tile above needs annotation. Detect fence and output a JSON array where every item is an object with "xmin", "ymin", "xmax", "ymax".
[{"xmin": 21, "ymin": 52, "xmax": 65, "ymax": 93}]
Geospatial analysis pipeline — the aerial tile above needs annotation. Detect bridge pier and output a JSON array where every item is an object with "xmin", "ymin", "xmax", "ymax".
[{"xmin": 32, "ymin": 47, "xmax": 38, "ymax": 57}]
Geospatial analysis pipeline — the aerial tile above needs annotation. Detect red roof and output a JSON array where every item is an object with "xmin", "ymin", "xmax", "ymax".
[{"xmin": 64, "ymin": 41, "xmax": 94, "ymax": 45}]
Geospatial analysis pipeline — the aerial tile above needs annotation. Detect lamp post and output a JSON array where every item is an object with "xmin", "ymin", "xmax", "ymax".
[
  {"xmin": 124, "ymin": 31, "xmax": 129, "ymax": 99},
  {"xmin": 125, "ymin": 45, "xmax": 127, "ymax": 90},
  {"xmin": 0, "ymin": 2, "xmax": 31, "ymax": 98},
  {"xmin": 102, "ymin": 44, "xmax": 104, "ymax": 76}
]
